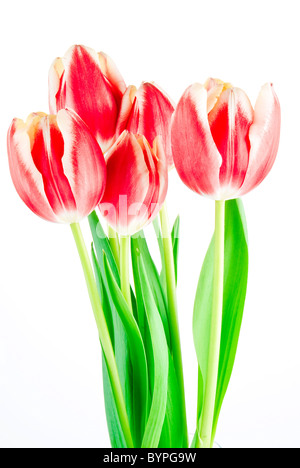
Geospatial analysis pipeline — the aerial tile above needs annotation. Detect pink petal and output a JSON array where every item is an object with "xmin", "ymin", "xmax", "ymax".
[
  {"xmin": 99, "ymin": 131, "xmax": 161, "ymax": 235},
  {"xmin": 133, "ymin": 135, "xmax": 160, "ymax": 229},
  {"xmin": 208, "ymin": 87, "xmax": 254, "ymax": 197},
  {"xmin": 123, "ymin": 82, "xmax": 175, "ymax": 169},
  {"xmin": 149, "ymin": 136, "xmax": 168, "ymax": 220},
  {"xmin": 171, "ymin": 83, "xmax": 222, "ymax": 197},
  {"xmin": 48, "ymin": 57, "xmax": 65, "ymax": 114},
  {"xmin": 239, "ymin": 83, "xmax": 281, "ymax": 196},
  {"xmin": 205, "ymin": 78, "xmax": 226, "ymax": 113},
  {"xmin": 115, "ymin": 85, "xmax": 137, "ymax": 137},
  {"xmin": 49, "ymin": 45, "xmax": 124, "ymax": 152},
  {"xmin": 8, "ymin": 110, "xmax": 106, "ymax": 224},
  {"xmin": 57, "ymin": 109, "xmax": 106, "ymax": 220},
  {"xmin": 98, "ymin": 51, "xmax": 127, "ymax": 98},
  {"xmin": 7, "ymin": 116, "xmax": 58, "ymax": 222},
  {"xmin": 29, "ymin": 114, "xmax": 78, "ymax": 222}
]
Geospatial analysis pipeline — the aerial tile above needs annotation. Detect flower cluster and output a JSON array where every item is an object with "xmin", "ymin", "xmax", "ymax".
[
  {"xmin": 8, "ymin": 45, "xmax": 174, "ymax": 234},
  {"xmin": 7, "ymin": 44, "xmax": 281, "ymax": 450},
  {"xmin": 8, "ymin": 44, "xmax": 280, "ymax": 232}
]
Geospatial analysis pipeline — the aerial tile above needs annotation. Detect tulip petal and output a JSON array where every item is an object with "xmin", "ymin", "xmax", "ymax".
[
  {"xmin": 98, "ymin": 51, "xmax": 126, "ymax": 98},
  {"xmin": 50, "ymin": 45, "xmax": 124, "ymax": 152},
  {"xmin": 205, "ymin": 78, "xmax": 226, "ymax": 113},
  {"xmin": 171, "ymin": 83, "xmax": 222, "ymax": 197},
  {"xmin": 57, "ymin": 109, "xmax": 106, "ymax": 220},
  {"xmin": 115, "ymin": 85, "xmax": 137, "ymax": 137},
  {"xmin": 124, "ymin": 83, "xmax": 175, "ymax": 169},
  {"xmin": 150, "ymin": 136, "xmax": 168, "ymax": 219},
  {"xmin": 29, "ymin": 114, "xmax": 78, "ymax": 222},
  {"xmin": 134, "ymin": 135, "xmax": 160, "ymax": 229},
  {"xmin": 208, "ymin": 87, "xmax": 254, "ymax": 197},
  {"xmin": 100, "ymin": 131, "xmax": 161, "ymax": 235},
  {"xmin": 48, "ymin": 57, "xmax": 65, "ymax": 114},
  {"xmin": 7, "ymin": 117, "xmax": 57, "ymax": 222},
  {"xmin": 239, "ymin": 83, "xmax": 281, "ymax": 196},
  {"xmin": 8, "ymin": 110, "xmax": 106, "ymax": 224}
]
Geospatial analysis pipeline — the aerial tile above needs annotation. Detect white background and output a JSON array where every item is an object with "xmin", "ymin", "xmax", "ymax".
[{"xmin": 0, "ymin": 0, "xmax": 299, "ymax": 448}]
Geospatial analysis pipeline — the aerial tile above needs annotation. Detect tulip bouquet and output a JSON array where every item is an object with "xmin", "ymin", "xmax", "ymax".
[{"xmin": 7, "ymin": 45, "xmax": 280, "ymax": 449}]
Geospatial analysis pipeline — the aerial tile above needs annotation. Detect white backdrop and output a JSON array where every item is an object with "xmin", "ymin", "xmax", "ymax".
[{"xmin": 0, "ymin": 0, "xmax": 299, "ymax": 448}]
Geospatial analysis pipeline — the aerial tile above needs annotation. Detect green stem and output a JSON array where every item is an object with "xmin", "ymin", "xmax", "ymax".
[
  {"xmin": 108, "ymin": 224, "xmax": 120, "ymax": 270},
  {"xmin": 199, "ymin": 200, "xmax": 225, "ymax": 448},
  {"xmin": 120, "ymin": 235, "xmax": 132, "ymax": 312},
  {"xmin": 70, "ymin": 223, "xmax": 134, "ymax": 448},
  {"xmin": 159, "ymin": 203, "xmax": 188, "ymax": 447},
  {"xmin": 196, "ymin": 366, "xmax": 202, "ymax": 422}
]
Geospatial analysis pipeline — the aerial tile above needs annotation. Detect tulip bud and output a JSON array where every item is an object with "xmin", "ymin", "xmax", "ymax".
[
  {"xmin": 171, "ymin": 79, "xmax": 281, "ymax": 200},
  {"xmin": 7, "ymin": 109, "xmax": 106, "ymax": 223},
  {"xmin": 99, "ymin": 131, "xmax": 168, "ymax": 235},
  {"xmin": 49, "ymin": 45, "xmax": 126, "ymax": 153},
  {"xmin": 116, "ymin": 82, "xmax": 175, "ymax": 169}
]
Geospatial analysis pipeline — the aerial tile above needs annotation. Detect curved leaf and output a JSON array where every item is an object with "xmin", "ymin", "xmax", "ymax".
[
  {"xmin": 89, "ymin": 211, "xmax": 119, "ymax": 283},
  {"xmin": 192, "ymin": 236, "xmax": 214, "ymax": 421},
  {"xmin": 102, "ymin": 354, "xmax": 127, "ymax": 448},
  {"xmin": 89, "ymin": 211, "xmax": 132, "ymax": 446},
  {"xmin": 132, "ymin": 233, "xmax": 170, "ymax": 348},
  {"xmin": 158, "ymin": 350, "xmax": 184, "ymax": 448},
  {"xmin": 212, "ymin": 199, "xmax": 248, "ymax": 440},
  {"xmin": 193, "ymin": 199, "xmax": 248, "ymax": 439},
  {"xmin": 138, "ymin": 255, "xmax": 169, "ymax": 448},
  {"xmin": 171, "ymin": 215, "xmax": 180, "ymax": 285},
  {"xmin": 153, "ymin": 215, "xmax": 180, "ymax": 289},
  {"xmin": 103, "ymin": 253, "xmax": 149, "ymax": 447}
]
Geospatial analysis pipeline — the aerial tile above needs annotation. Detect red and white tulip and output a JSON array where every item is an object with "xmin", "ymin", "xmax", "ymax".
[
  {"xmin": 171, "ymin": 79, "xmax": 281, "ymax": 200},
  {"xmin": 49, "ymin": 45, "xmax": 126, "ymax": 153},
  {"xmin": 7, "ymin": 109, "xmax": 106, "ymax": 223},
  {"xmin": 117, "ymin": 82, "xmax": 175, "ymax": 169},
  {"xmin": 99, "ymin": 131, "xmax": 168, "ymax": 235}
]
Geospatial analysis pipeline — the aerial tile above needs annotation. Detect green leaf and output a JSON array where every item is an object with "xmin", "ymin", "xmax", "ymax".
[
  {"xmin": 189, "ymin": 428, "xmax": 201, "ymax": 449},
  {"xmin": 89, "ymin": 212, "xmax": 132, "ymax": 446},
  {"xmin": 131, "ymin": 238, "xmax": 155, "ymax": 400},
  {"xmin": 158, "ymin": 350, "xmax": 184, "ymax": 448},
  {"xmin": 89, "ymin": 211, "xmax": 119, "ymax": 283},
  {"xmin": 131, "ymin": 233, "xmax": 170, "ymax": 349},
  {"xmin": 193, "ymin": 199, "xmax": 248, "ymax": 435},
  {"xmin": 89, "ymin": 211, "xmax": 138, "ymax": 321},
  {"xmin": 137, "ymin": 254, "xmax": 169, "ymax": 448},
  {"xmin": 192, "ymin": 235, "xmax": 214, "ymax": 422},
  {"xmin": 132, "ymin": 223, "xmax": 182, "ymax": 447},
  {"xmin": 103, "ymin": 253, "xmax": 149, "ymax": 447},
  {"xmin": 91, "ymin": 245, "xmax": 114, "ymax": 341},
  {"xmin": 153, "ymin": 216, "xmax": 164, "ymax": 264},
  {"xmin": 90, "ymin": 245, "xmax": 127, "ymax": 447},
  {"xmin": 154, "ymin": 215, "xmax": 180, "ymax": 289},
  {"xmin": 131, "ymin": 237, "xmax": 147, "ymax": 343},
  {"xmin": 101, "ymin": 354, "xmax": 127, "ymax": 448},
  {"xmin": 212, "ymin": 199, "xmax": 248, "ymax": 439},
  {"xmin": 171, "ymin": 216, "xmax": 180, "ymax": 285}
]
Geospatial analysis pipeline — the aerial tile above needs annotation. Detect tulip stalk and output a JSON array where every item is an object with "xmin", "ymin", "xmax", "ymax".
[
  {"xmin": 70, "ymin": 223, "xmax": 134, "ymax": 448},
  {"xmin": 120, "ymin": 235, "xmax": 133, "ymax": 312},
  {"xmin": 199, "ymin": 200, "xmax": 225, "ymax": 448},
  {"xmin": 108, "ymin": 225, "xmax": 120, "ymax": 270},
  {"xmin": 159, "ymin": 203, "xmax": 188, "ymax": 447}
]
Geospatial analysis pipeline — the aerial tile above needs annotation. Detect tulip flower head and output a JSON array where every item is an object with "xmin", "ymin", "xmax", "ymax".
[
  {"xmin": 49, "ymin": 44, "xmax": 126, "ymax": 153},
  {"xmin": 99, "ymin": 131, "xmax": 168, "ymax": 236},
  {"xmin": 171, "ymin": 79, "xmax": 281, "ymax": 200},
  {"xmin": 7, "ymin": 109, "xmax": 106, "ymax": 223},
  {"xmin": 116, "ymin": 82, "xmax": 175, "ymax": 169}
]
